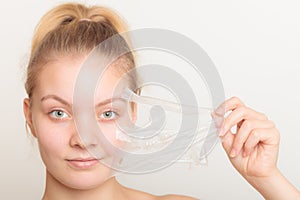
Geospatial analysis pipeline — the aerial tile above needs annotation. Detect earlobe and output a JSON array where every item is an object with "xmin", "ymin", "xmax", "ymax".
[
  {"xmin": 131, "ymin": 102, "xmax": 137, "ymax": 123},
  {"xmin": 131, "ymin": 112, "xmax": 137, "ymax": 123},
  {"xmin": 23, "ymin": 98, "xmax": 37, "ymax": 138}
]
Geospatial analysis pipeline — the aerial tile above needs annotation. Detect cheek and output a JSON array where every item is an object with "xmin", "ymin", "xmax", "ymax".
[
  {"xmin": 99, "ymin": 125, "xmax": 123, "ymax": 148},
  {"xmin": 99, "ymin": 114, "xmax": 136, "ymax": 150},
  {"xmin": 34, "ymin": 117, "xmax": 72, "ymax": 162}
]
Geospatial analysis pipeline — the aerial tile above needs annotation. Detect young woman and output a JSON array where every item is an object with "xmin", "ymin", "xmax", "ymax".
[{"xmin": 23, "ymin": 3, "xmax": 300, "ymax": 200}]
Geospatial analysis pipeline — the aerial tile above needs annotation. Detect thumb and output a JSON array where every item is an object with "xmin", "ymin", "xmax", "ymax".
[{"xmin": 221, "ymin": 131, "xmax": 235, "ymax": 156}]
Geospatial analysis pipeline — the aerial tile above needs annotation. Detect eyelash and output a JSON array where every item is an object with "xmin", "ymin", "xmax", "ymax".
[
  {"xmin": 98, "ymin": 110, "xmax": 119, "ymax": 121},
  {"xmin": 48, "ymin": 109, "xmax": 70, "ymax": 121},
  {"xmin": 47, "ymin": 109, "xmax": 119, "ymax": 122}
]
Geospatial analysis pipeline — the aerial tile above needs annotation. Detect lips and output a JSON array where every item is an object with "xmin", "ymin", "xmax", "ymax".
[{"xmin": 66, "ymin": 157, "xmax": 100, "ymax": 169}]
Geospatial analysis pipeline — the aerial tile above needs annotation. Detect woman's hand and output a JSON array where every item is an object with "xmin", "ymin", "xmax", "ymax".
[
  {"xmin": 213, "ymin": 97, "xmax": 300, "ymax": 200},
  {"xmin": 213, "ymin": 97, "xmax": 280, "ymax": 179}
]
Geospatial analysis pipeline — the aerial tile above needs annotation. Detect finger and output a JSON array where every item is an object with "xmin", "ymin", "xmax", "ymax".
[
  {"xmin": 243, "ymin": 127, "xmax": 280, "ymax": 157},
  {"xmin": 214, "ymin": 96, "xmax": 245, "ymax": 116},
  {"xmin": 220, "ymin": 106, "xmax": 268, "ymax": 136},
  {"xmin": 221, "ymin": 130, "xmax": 235, "ymax": 156},
  {"xmin": 230, "ymin": 120, "xmax": 275, "ymax": 158}
]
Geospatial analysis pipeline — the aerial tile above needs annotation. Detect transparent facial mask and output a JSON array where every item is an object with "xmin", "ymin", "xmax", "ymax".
[
  {"xmin": 87, "ymin": 87, "xmax": 222, "ymax": 174},
  {"xmin": 115, "ymin": 87, "xmax": 220, "ymax": 161},
  {"xmin": 72, "ymin": 28, "xmax": 225, "ymax": 174},
  {"xmin": 74, "ymin": 84, "xmax": 223, "ymax": 174}
]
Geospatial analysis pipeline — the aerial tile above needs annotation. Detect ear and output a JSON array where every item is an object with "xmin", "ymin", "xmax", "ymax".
[
  {"xmin": 131, "ymin": 102, "xmax": 137, "ymax": 124},
  {"xmin": 23, "ymin": 98, "xmax": 37, "ymax": 138}
]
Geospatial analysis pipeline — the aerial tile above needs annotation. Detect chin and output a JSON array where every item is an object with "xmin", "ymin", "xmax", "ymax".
[
  {"xmin": 63, "ymin": 175, "xmax": 111, "ymax": 190},
  {"xmin": 49, "ymin": 164, "xmax": 114, "ymax": 190}
]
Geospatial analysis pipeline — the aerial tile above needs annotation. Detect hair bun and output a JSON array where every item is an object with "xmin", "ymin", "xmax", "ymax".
[{"xmin": 31, "ymin": 3, "xmax": 129, "ymax": 54}]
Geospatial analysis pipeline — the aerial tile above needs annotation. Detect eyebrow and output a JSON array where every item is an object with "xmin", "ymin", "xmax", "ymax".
[
  {"xmin": 41, "ymin": 95, "xmax": 70, "ymax": 107},
  {"xmin": 40, "ymin": 94, "xmax": 124, "ymax": 108},
  {"xmin": 95, "ymin": 97, "xmax": 125, "ymax": 108}
]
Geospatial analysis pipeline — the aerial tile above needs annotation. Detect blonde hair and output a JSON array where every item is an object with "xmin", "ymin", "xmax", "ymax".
[{"xmin": 25, "ymin": 3, "xmax": 138, "ymax": 98}]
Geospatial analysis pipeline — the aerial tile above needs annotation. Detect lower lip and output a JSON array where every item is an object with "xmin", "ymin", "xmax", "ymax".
[{"xmin": 67, "ymin": 159, "xmax": 100, "ymax": 169}]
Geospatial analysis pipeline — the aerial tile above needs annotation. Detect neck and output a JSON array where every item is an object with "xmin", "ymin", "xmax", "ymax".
[{"xmin": 42, "ymin": 170, "xmax": 124, "ymax": 200}]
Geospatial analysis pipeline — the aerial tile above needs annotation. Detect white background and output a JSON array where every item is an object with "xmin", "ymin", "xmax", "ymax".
[{"xmin": 0, "ymin": 0, "xmax": 299, "ymax": 199}]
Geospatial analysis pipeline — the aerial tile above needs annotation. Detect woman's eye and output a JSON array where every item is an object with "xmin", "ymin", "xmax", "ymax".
[
  {"xmin": 99, "ymin": 111, "xmax": 118, "ymax": 120},
  {"xmin": 49, "ymin": 110, "xmax": 69, "ymax": 119}
]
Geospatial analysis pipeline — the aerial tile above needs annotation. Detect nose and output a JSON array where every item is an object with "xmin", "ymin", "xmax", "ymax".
[{"xmin": 70, "ymin": 123, "xmax": 98, "ymax": 149}]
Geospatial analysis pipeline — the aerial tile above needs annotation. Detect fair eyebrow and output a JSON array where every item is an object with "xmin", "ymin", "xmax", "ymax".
[
  {"xmin": 95, "ymin": 97, "xmax": 125, "ymax": 108},
  {"xmin": 41, "ymin": 95, "xmax": 70, "ymax": 107},
  {"xmin": 40, "ymin": 94, "xmax": 123, "ymax": 108}
]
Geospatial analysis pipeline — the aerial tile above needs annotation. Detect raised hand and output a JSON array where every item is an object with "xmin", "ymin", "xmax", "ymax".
[{"xmin": 212, "ymin": 97, "xmax": 300, "ymax": 200}]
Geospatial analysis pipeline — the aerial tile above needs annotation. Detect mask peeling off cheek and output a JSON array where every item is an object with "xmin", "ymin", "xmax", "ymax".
[{"xmin": 98, "ymin": 125, "xmax": 124, "ymax": 149}]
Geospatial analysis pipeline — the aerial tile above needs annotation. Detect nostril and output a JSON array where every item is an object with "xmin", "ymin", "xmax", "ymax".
[{"xmin": 78, "ymin": 133, "xmax": 100, "ymax": 148}]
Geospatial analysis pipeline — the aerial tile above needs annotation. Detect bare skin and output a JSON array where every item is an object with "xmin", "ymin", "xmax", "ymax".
[
  {"xmin": 214, "ymin": 97, "xmax": 300, "ymax": 200},
  {"xmin": 24, "ymin": 56, "xmax": 299, "ymax": 199}
]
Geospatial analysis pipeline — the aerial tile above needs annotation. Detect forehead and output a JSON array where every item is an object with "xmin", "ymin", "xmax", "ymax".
[{"xmin": 34, "ymin": 56, "xmax": 126, "ymax": 103}]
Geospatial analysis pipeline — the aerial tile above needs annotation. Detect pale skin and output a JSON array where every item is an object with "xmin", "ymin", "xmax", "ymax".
[{"xmin": 23, "ymin": 55, "xmax": 300, "ymax": 200}]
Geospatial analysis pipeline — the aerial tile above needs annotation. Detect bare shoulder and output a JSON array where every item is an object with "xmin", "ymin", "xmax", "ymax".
[
  {"xmin": 158, "ymin": 194, "xmax": 198, "ymax": 200},
  {"xmin": 121, "ymin": 186, "xmax": 197, "ymax": 200}
]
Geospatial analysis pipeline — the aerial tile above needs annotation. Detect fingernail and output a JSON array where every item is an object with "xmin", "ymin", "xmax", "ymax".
[
  {"xmin": 218, "ymin": 127, "xmax": 226, "ymax": 136},
  {"xmin": 214, "ymin": 117, "xmax": 223, "ymax": 128},
  {"xmin": 211, "ymin": 112, "xmax": 216, "ymax": 118},
  {"xmin": 229, "ymin": 148, "xmax": 236, "ymax": 158},
  {"xmin": 214, "ymin": 109, "xmax": 221, "ymax": 116}
]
